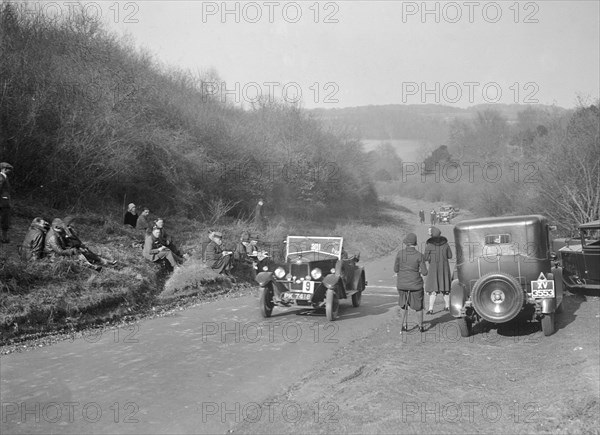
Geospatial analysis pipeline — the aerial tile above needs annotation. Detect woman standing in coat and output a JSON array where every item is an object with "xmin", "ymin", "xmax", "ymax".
[{"xmin": 424, "ymin": 226, "xmax": 453, "ymax": 314}]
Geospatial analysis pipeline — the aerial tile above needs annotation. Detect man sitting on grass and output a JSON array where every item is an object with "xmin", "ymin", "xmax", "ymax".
[
  {"xmin": 20, "ymin": 217, "xmax": 49, "ymax": 261},
  {"xmin": 136, "ymin": 207, "xmax": 151, "ymax": 233},
  {"xmin": 143, "ymin": 226, "xmax": 180, "ymax": 270},
  {"xmin": 63, "ymin": 216, "xmax": 117, "ymax": 267},
  {"xmin": 154, "ymin": 218, "xmax": 185, "ymax": 259},
  {"xmin": 205, "ymin": 231, "xmax": 233, "ymax": 277},
  {"xmin": 234, "ymin": 232, "xmax": 252, "ymax": 263},
  {"xmin": 44, "ymin": 218, "xmax": 102, "ymax": 271},
  {"xmin": 247, "ymin": 234, "xmax": 270, "ymax": 277}
]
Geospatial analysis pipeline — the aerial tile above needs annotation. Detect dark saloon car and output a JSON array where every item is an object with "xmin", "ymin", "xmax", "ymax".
[
  {"xmin": 450, "ymin": 215, "xmax": 563, "ymax": 337},
  {"xmin": 556, "ymin": 220, "xmax": 600, "ymax": 291},
  {"xmin": 255, "ymin": 236, "xmax": 366, "ymax": 320}
]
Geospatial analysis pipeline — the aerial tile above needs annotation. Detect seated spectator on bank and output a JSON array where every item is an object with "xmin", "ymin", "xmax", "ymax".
[
  {"xmin": 143, "ymin": 226, "xmax": 179, "ymax": 270},
  {"xmin": 63, "ymin": 216, "xmax": 117, "ymax": 266},
  {"xmin": 154, "ymin": 218, "xmax": 184, "ymax": 259},
  {"xmin": 124, "ymin": 203, "xmax": 138, "ymax": 228},
  {"xmin": 248, "ymin": 234, "xmax": 270, "ymax": 277},
  {"xmin": 234, "ymin": 232, "xmax": 252, "ymax": 264},
  {"xmin": 44, "ymin": 218, "xmax": 101, "ymax": 271},
  {"xmin": 19, "ymin": 217, "xmax": 50, "ymax": 261},
  {"xmin": 205, "ymin": 231, "xmax": 233, "ymax": 276},
  {"xmin": 136, "ymin": 207, "xmax": 151, "ymax": 233},
  {"xmin": 248, "ymin": 235, "xmax": 269, "ymax": 259}
]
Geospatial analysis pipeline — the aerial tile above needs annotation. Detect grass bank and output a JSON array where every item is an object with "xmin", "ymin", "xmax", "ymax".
[{"xmin": 1, "ymin": 200, "xmax": 410, "ymax": 346}]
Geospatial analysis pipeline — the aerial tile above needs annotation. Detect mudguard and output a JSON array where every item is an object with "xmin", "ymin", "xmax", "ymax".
[
  {"xmin": 449, "ymin": 279, "xmax": 468, "ymax": 318},
  {"xmin": 548, "ymin": 269, "xmax": 564, "ymax": 310},
  {"xmin": 323, "ymin": 273, "xmax": 340, "ymax": 290},
  {"xmin": 352, "ymin": 268, "xmax": 365, "ymax": 291},
  {"xmin": 255, "ymin": 271, "xmax": 274, "ymax": 287}
]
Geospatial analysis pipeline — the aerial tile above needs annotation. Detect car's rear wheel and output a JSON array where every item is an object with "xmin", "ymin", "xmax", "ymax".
[
  {"xmin": 541, "ymin": 312, "xmax": 556, "ymax": 336},
  {"xmin": 457, "ymin": 317, "xmax": 472, "ymax": 337},
  {"xmin": 260, "ymin": 283, "xmax": 275, "ymax": 318},
  {"xmin": 326, "ymin": 288, "xmax": 339, "ymax": 321},
  {"xmin": 352, "ymin": 277, "xmax": 364, "ymax": 307},
  {"xmin": 471, "ymin": 272, "xmax": 524, "ymax": 323}
]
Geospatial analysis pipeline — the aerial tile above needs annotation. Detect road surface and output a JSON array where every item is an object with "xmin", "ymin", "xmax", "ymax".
[{"xmin": 1, "ymin": 222, "xmax": 444, "ymax": 434}]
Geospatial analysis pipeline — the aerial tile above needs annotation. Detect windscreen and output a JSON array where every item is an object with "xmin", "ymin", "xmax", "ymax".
[{"xmin": 286, "ymin": 236, "xmax": 343, "ymax": 261}]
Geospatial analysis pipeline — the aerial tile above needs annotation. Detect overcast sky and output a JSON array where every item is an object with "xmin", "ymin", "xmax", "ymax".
[{"xmin": 104, "ymin": 1, "xmax": 599, "ymax": 109}]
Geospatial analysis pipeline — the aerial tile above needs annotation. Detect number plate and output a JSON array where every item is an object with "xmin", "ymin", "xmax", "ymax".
[
  {"xmin": 531, "ymin": 279, "xmax": 555, "ymax": 298},
  {"xmin": 285, "ymin": 292, "xmax": 312, "ymax": 301},
  {"xmin": 302, "ymin": 281, "xmax": 315, "ymax": 292}
]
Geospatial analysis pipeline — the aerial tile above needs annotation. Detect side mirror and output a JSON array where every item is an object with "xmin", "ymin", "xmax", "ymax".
[{"xmin": 548, "ymin": 225, "xmax": 557, "ymax": 231}]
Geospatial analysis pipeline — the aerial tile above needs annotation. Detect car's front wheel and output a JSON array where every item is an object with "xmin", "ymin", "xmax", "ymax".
[
  {"xmin": 326, "ymin": 288, "xmax": 339, "ymax": 321},
  {"xmin": 259, "ymin": 283, "xmax": 275, "ymax": 318},
  {"xmin": 541, "ymin": 312, "xmax": 556, "ymax": 336}
]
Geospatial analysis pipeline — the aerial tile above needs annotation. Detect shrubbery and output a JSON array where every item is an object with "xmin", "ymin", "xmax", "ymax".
[
  {"xmin": 0, "ymin": 4, "xmax": 376, "ymax": 218},
  {"xmin": 387, "ymin": 104, "xmax": 599, "ymax": 231}
]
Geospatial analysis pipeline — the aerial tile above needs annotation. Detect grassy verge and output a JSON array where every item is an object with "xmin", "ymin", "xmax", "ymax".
[{"xmin": 1, "ymin": 199, "xmax": 409, "ymax": 346}]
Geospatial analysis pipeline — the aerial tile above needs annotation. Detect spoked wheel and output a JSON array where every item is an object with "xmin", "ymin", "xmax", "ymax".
[
  {"xmin": 259, "ymin": 283, "xmax": 275, "ymax": 318},
  {"xmin": 326, "ymin": 288, "xmax": 339, "ymax": 321},
  {"xmin": 352, "ymin": 277, "xmax": 364, "ymax": 307},
  {"xmin": 541, "ymin": 312, "xmax": 556, "ymax": 336}
]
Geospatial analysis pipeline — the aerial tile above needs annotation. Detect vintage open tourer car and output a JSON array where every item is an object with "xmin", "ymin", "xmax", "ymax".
[
  {"xmin": 255, "ymin": 236, "xmax": 366, "ymax": 320},
  {"xmin": 554, "ymin": 220, "xmax": 600, "ymax": 291},
  {"xmin": 450, "ymin": 215, "xmax": 563, "ymax": 337}
]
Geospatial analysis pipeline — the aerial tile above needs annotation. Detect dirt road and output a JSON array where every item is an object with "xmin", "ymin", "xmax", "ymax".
[
  {"xmin": 1, "ymin": 249, "xmax": 408, "ymax": 434},
  {"xmin": 2, "ymin": 210, "xmax": 598, "ymax": 434}
]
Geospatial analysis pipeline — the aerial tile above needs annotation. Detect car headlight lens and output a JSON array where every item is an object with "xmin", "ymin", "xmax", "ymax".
[
  {"xmin": 274, "ymin": 267, "xmax": 286, "ymax": 279},
  {"xmin": 262, "ymin": 266, "xmax": 269, "ymax": 271},
  {"xmin": 310, "ymin": 268, "xmax": 322, "ymax": 280}
]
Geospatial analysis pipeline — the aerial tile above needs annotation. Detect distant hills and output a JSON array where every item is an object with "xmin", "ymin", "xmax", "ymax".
[{"xmin": 308, "ymin": 103, "xmax": 569, "ymax": 144}]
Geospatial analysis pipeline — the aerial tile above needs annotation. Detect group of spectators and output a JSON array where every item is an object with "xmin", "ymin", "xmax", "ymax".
[
  {"xmin": 124, "ymin": 202, "xmax": 269, "ymax": 278},
  {"xmin": 20, "ymin": 216, "xmax": 117, "ymax": 271},
  {"xmin": 2, "ymin": 161, "xmax": 114, "ymax": 270},
  {"xmin": 3, "ymin": 159, "xmax": 270, "ymax": 280},
  {"xmin": 123, "ymin": 203, "xmax": 185, "ymax": 271},
  {"xmin": 418, "ymin": 209, "xmax": 443, "ymax": 225}
]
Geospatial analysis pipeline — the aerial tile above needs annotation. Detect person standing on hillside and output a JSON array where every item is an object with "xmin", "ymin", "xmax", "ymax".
[
  {"xmin": 394, "ymin": 232, "xmax": 428, "ymax": 333},
  {"xmin": 254, "ymin": 198, "xmax": 266, "ymax": 230},
  {"xmin": 0, "ymin": 162, "xmax": 14, "ymax": 243},
  {"xmin": 430, "ymin": 209, "xmax": 436, "ymax": 225},
  {"xmin": 424, "ymin": 226, "xmax": 453, "ymax": 314},
  {"xmin": 419, "ymin": 209, "xmax": 425, "ymax": 224}
]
